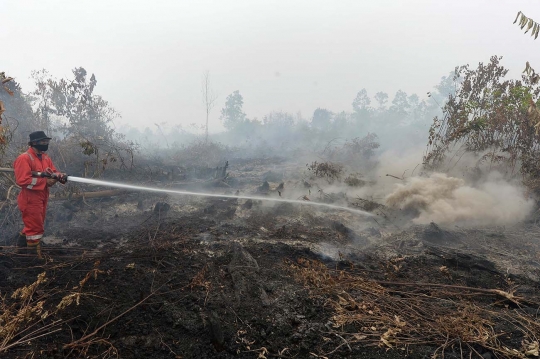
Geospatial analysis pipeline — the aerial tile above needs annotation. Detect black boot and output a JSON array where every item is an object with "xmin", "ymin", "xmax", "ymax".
[
  {"xmin": 15, "ymin": 233, "xmax": 29, "ymax": 255},
  {"xmin": 16, "ymin": 233, "xmax": 27, "ymax": 248},
  {"xmin": 25, "ymin": 242, "xmax": 43, "ymax": 259}
]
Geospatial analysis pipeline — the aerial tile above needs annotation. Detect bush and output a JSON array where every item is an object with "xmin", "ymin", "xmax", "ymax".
[
  {"xmin": 424, "ymin": 56, "xmax": 540, "ymax": 191},
  {"xmin": 307, "ymin": 161, "xmax": 343, "ymax": 182}
]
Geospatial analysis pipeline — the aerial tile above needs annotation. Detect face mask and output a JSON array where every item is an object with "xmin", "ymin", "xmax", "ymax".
[{"xmin": 33, "ymin": 144, "xmax": 49, "ymax": 152}]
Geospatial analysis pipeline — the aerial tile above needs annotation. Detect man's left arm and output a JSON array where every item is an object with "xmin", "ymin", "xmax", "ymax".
[
  {"xmin": 49, "ymin": 157, "xmax": 68, "ymax": 184},
  {"xmin": 46, "ymin": 157, "xmax": 62, "ymax": 186}
]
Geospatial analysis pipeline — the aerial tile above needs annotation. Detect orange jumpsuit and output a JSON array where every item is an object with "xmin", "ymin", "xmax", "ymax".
[{"xmin": 13, "ymin": 147, "xmax": 57, "ymax": 246}]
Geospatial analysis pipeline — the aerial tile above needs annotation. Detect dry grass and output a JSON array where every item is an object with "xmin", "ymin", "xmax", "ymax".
[
  {"xmin": 0, "ymin": 273, "xmax": 65, "ymax": 354},
  {"xmin": 287, "ymin": 258, "xmax": 540, "ymax": 358},
  {"xmin": 0, "ymin": 261, "xmax": 109, "ymax": 355},
  {"xmin": 307, "ymin": 161, "xmax": 343, "ymax": 182}
]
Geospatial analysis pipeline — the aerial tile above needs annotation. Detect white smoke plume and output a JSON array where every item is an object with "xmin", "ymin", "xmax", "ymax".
[{"xmin": 385, "ymin": 172, "xmax": 535, "ymax": 226}]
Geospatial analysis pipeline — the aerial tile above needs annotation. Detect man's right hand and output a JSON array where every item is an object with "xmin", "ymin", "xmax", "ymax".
[{"xmin": 46, "ymin": 178, "xmax": 57, "ymax": 187}]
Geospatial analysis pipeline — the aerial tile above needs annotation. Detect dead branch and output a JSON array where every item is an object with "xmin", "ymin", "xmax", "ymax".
[
  {"xmin": 2, "ymin": 173, "xmax": 19, "ymax": 188},
  {"xmin": 374, "ymin": 280, "xmax": 524, "ymax": 304}
]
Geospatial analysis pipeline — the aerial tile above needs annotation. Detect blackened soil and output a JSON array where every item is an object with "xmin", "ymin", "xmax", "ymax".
[{"xmin": 1, "ymin": 195, "xmax": 539, "ymax": 359}]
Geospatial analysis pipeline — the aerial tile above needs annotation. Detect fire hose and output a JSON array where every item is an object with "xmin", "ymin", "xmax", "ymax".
[
  {"xmin": 0, "ymin": 167, "xmax": 68, "ymax": 184},
  {"xmin": 31, "ymin": 168, "xmax": 68, "ymax": 184}
]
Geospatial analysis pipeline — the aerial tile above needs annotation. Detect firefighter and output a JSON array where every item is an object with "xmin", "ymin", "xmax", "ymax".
[{"xmin": 13, "ymin": 131, "xmax": 67, "ymax": 258}]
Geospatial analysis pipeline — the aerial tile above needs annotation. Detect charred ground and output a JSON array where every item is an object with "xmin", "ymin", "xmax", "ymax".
[{"xmin": 1, "ymin": 158, "xmax": 539, "ymax": 359}]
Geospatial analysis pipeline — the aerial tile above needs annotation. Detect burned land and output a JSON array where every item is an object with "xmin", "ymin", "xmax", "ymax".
[
  {"xmin": 1, "ymin": 59, "xmax": 540, "ymax": 358},
  {"xmin": 0, "ymin": 157, "xmax": 539, "ymax": 359}
]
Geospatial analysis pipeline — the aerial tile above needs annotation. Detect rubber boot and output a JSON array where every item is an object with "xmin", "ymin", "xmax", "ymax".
[
  {"xmin": 27, "ymin": 241, "xmax": 43, "ymax": 259},
  {"xmin": 36, "ymin": 242, "xmax": 43, "ymax": 259},
  {"xmin": 16, "ymin": 232, "xmax": 26, "ymax": 246},
  {"xmin": 16, "ymin": 233, "xmax": 27, "ymax": 254}
]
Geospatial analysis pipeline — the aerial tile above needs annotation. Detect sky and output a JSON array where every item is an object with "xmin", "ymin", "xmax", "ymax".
[{"xmin": 1, "ymin": 0, "xmax": 538, "ymax": 133}]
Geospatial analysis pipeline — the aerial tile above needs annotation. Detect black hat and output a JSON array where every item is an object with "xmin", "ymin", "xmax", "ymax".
[{"xmin": 29, "ymin": 131, "xmax": 52, "ymax": 143}]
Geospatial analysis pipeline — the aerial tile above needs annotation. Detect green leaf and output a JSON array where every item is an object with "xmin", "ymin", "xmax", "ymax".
[
  {"xmin": 521, "ymin": 15, "xmax": 529, "ymax": 29},
  {"xmin": 525, "ymin": 19, "xmax": 534, "ymax": 34},
  {"xmin": 513, "ymin": 11, "xmax": 522, "ymax": 24}
]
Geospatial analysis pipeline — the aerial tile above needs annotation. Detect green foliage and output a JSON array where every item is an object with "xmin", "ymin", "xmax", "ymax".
[
  {"xmin": 374, "ymin": 92, "xmax": 389, "ymax": 109},
  {"xmin": 390, "ymin": 90, "xmax": 411, "ymax": 117},
  {"xmin": 213, "ymin": 68, "xmax": 453, "ymax": 159},
  {"xmin": 80, "ymin": 140, "xmax": 96, "ymax": 156},
  {"xmin": 344, "ymin": 173, "xmax": 366, "ymax": 187},
  {"xmin": 342, "ymin": 134, "xmax": 380, "ymax": 159},
  {"xmin": 311, "ymin": 108, "xmax": 333, "ymax": 130},
  {"xmin": 352, "ymin": 89, "xmax": 371, "ymax": 113},
  {"xmin": 0, "ymin": 72, "xmax": 13, "ymax": 158},
  {"xmin": 351, "ymin": 89, "xmax": 373, "ymax": 126},
  {"xmin": 220, "ymin": 90, "xmax": 246, "ymax": 130},
  {"xmin": 0, "ymin": 68, "xmax": 137, "ymax": 176},
  {"xmin": 323, "ymin": 133, "xmax": 380, "ymax": 170},
  {"xmin": 514, "ymin": 12, "xmax": 540, "ymax": 40},
  {"xmin": 307, "ymin": 161, "xmax": 343, "ymax": 182},
  {"xmin": 31, "ymin": 68, "xmax": 117, "ymax": 141},
  {"xmin": 424, "ymin": 56, "xmax": 540, "ymax": 191},
  {"xmin": 0, "ymin": 75, "xmax": 36, "ymax": 163},
  {"xmin": 28, "ymin": 68, "xmax": 137, "ymax": 176},
  {"xmin": 263, "ymin": 111, "xmax": 295, "ymax": 127}
]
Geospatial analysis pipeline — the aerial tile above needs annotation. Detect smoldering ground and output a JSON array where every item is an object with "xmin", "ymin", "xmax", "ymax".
[
  {"xmin": 351, "ymin": 147, "xmax": 535, "ymax": 227},
  {"xmin": 386, "ymin": 172, "xmax": 534, "ymax": 226}
]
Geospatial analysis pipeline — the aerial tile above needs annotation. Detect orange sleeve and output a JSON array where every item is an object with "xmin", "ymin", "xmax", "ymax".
[{"xmin": 13, "ymin": 155, "xmax": 47, "ymax": 190}]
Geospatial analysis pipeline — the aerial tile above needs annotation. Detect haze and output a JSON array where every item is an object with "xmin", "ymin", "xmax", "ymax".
[{"xmin": 1, "ymin": 0, "xmax": 536, "ymax": 132}]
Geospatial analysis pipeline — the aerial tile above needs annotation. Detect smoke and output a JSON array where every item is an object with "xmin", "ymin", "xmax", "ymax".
[
  {"xmin": 345, "ymin": 146, "xmax": 426, "ymax": 202},
  {"xmin": 385, "ymin": 172, "xmax": 535, "ymax": 226}
]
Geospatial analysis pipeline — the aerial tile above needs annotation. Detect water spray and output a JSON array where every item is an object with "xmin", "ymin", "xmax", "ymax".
[
  {"xmin": 0, "ymin": 167, "xmax": 373, "ymax": 217},
  {"xmin": 67, "ymin": 176, "xmax": 373, "ymax": 217}
]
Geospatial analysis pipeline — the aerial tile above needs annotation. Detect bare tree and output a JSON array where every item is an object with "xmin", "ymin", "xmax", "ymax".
[{"xmin": 201, "ymin": 71, "xmax": 218, "ymax": 143}]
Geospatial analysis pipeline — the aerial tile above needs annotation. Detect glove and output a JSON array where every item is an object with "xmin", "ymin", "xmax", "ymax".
[
  {"xmin": 46, "ymin": 178, "xmax": 57, "ymax": 187},
  {"xmin": 56, "ymin": 173, "xmax": 68, "ymax": 184}
]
